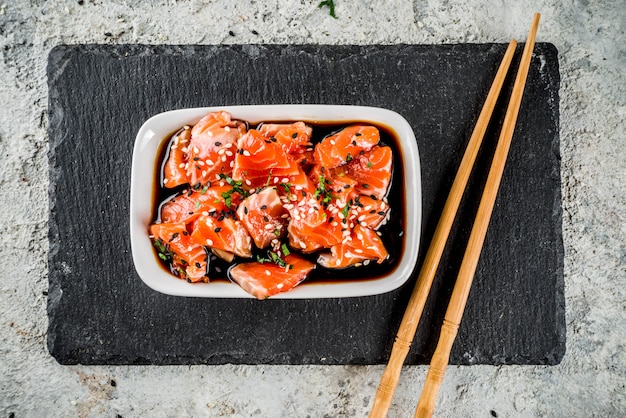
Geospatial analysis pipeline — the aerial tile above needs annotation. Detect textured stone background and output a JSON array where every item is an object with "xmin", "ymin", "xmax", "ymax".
[{"xmin": 0, "ymin": 1, "xmax": 624, "ymax": 417}]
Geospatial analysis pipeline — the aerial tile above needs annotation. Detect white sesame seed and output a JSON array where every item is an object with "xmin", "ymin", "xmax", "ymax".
[
  {"xmin": 182, "ymin": 147, "xmax": 189, "ymax": 153},
  {"xmin": 295, "ymin": 185, "xmax": 303, "ymax": 191},
  {"xmin": 229, "ymin": 161, "xmax": 234, "ymax": 168},
  {"xmin": 224, "ymin": 126, "xmax": 231, "ymax": 132},
  {"xmin": 355, "ymin": 249, "xmax": 363, "ymax": 254},
  {"xmin": 205, "ymin": 159, "xmax": 214, "ymax": 166},
  {"xmin": 364, "ymin": 205, "xmax": 372, "ymax": 211},
  {"xmin": 207, "ymin": 131, "xmax": 213, "ymax": 137},
  {"xmin": 184, "ymin": 163, "xmax": 189, "ymax": 170},
  {"xmin": 265, "ymin": 270, "xmax": 271, "ymax": 276},
  {"xmin": 202, "ymin": 170, "xmax": 207, "ymax": 177},
  {"xmin": 308, "ymin": 207, "xmax": 315, "ymax": 214},
  {"xmin": 225, "ymin": 142, "xmax": 233, "ymax": 148},
  {"xmin": 290, "ymin": 194, "xmax": 297, "ymax": 201},
  {"xmin": 193, "ymin": 147, "xmax": 200, "ymax": 154},
  {"xmin": 357, "ymin": 233, "xmax": 364, "ymax": 240},
  {"xmin": 180, "ymin": 139, "xmax": 189, "ymax": 144},
  {"xmin": 281, "ymin": 213, "xmax": 289, "ymax": 218},
  {"xmin": 197, "ymin": 160, "xmax": 205, "ymax": 166},
  {"xmin": 221, "ymin": 156, "xmax": 227, "ymax": 162},
  {"xmin": 206, "ymin": 239, "xmax": 213, "ymax": 246},
  {"xmin": 219, "ymin": 181, "xmax": 225, "ymax": 187},
  {"xmin": 273, "ymin": 177, "xmax": 279, "ymax": 184},
  {"xmin": 225, "ymin": 150, "xmax": 233, "ymax": 157},
  {"xmin": 277, "ymin": 283, "xmax": 284, "ymax": 289},
  {"xmin": 264, "ymin": 224, "xmax": 274, "ymax": 230},
  {"xmin": 330, "ymin": 139, "xmax": 336, "ymax": 145},
  {"xmin": 358, "ymin": 215, "xmax": 366, "ymax": 222},
  {"xmin": 354, "ymin": 262, "xmax": 363, "ymax": 267},
  {"xmin": 299, "ymin": 242, "xmax": 307, "ymax": 249},
  {"xmin": 171, "ymin": 145, "xmax": 178, "ymax": 150},
  {"xmin": 338, "ymin": 212, "xmax": 345, "ymax": 220},
  {"xmin": 179, "ymin": 163, "xmax": 185, "ymax": 168},
  {"xmin": 245, "ymin": 179, "xmax": 252, "ymax": 186},
  {"xmin": 367, "ymin": 246, "xmax": 377, "ymax": 251},
  {"xmin": 376, "ymin": 231, "xmax": 382, "ymax": 236},
  {"xmin": 335, "ymin": 259, "xmax": 341, "ymax": 266},
  {"xmin": 243, "ymin": 150, "xmax": 251, "ymax": 157},
  {"xmin": 202, "ymin": 211, "xmax": 209, "ymax": 216},
  {"xmin": 281, "ymin": 178, "xmax": 289, "ymax": 183},
  {"xmin": 183, "ymin": 125, "xmax": 190, "ymax": 130},
  {"xmin": 218, "ymin": 149, "xmax": 225, "ymax": 155},
  {"xmin": 363, "ymin": 260, "xmax": 371, "ymax": 266},
  {"xmin": 163, "ymin": 179, "xmax": 168, "ymax": 184},
  {"xmin": 331, "ymin": 221, "xmax": 338, "ymax": 227}
]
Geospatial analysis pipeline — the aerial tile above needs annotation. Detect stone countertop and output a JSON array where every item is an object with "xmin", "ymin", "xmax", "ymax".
[{"xmin": 0, "ymin": 1, "xmax": 624, "ymax": 417}]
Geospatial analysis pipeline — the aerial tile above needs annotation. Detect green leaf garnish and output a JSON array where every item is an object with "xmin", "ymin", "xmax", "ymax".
[{"xmin": 318, "ymin": 0, "xmax": 337, "ymax": 18}]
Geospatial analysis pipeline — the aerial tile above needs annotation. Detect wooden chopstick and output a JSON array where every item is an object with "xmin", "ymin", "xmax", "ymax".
[
  {"xmin": 414, "ymin": 13, "xmax": 541, "ymax": 418},
  {"xmin": 368, "ymin": 40, "xmax": 518, "ymax": 418}
]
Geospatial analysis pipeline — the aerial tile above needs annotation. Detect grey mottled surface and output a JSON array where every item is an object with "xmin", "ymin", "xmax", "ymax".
[{"xmin": 0, "ymin": 1, "xmax": 624, "ymax": 417}]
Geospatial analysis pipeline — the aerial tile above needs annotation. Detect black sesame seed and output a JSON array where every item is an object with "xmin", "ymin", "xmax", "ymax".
[
  {"xmin": 42, "ymin": 291, "xmax": 48, "ymax": 296},
  {"xmin": 193, "ymin": 157, "xmax": 199, "ymax": 161},
  {"xmin": 104, "ymin": 32, "xmax": 112, "ymax": 37},
  {"xmin": 328, "ymin": 217, "xmax": 334, "ymax": 223},
  {"xmin": 195, "ymin": 262, "xmax": 201, "ymax": 268},
  {"xmin": 362, "ymin": 184, "xmax": 370, "ymax": 189},
  {"xmin": 352, "ymin": 140, "xmax": 357, "ymax": 146},
  {"xmin": 263, "ymin": 216, "xmax": 270, "ymax": 222},
  {"xmin": 370, "ymin": 195, "xmax": 378, "ymax": 200},
  {"xmin": 292, "ymin": 133, "xmax": 298, "ymax": 138},
  {"xmin": 343, "ymin": 184, "xmax": 351, "ymax": 189},
  {"xmin": 215, "ymin": 141, "xmax": 222, "ymax": 146},
  {"xmin": 369, "ymin": 210, "xmax": 376, "ymax": 214},
  {"xmin": 188, "ymin": 211, "xmax": 194, "ymax": 215},
  {"xmin": 270, "ymin": 136, "xmax": 277, "ymax": 142},
  {"xmin": 182, "ymin": 231, "xmax": 188, "ymax": 235},
  {"xmin": 300, "ymin": 190, "xmax": 307, "ymax": 197},
  {"xmin": 218, "ymin": 215, "xmax": 225, "ymax": 221},
  {"xmin": 110, "ymin": 379, "xmax": 117, "ymax": 387},
  {"xmin": 244, "ymin": 206, "xmax": 248, "ymax": 214},
  {"xmin": 360, "ymin": 150, "xmax": 365, "ymax": 155},
  {"xmin": 378, "ymin": 211, "xmax": 386, "ymax": 216},
  {"xmin": 355, "ymin": 132, "xmax": 362, "ymax": 136},
  {"xmin": 490, "ymin": 411, "xmax": 497, "ymax": 418},
  {"xmin": 261, "ymin": 205, "xmax": 267, "ymax": 210},
  {"xmin": 186, "ymin": 278, "xmax": 192, "ymax": 283},
  {"xmin": 228, "ymin": 31, "xmax": 235, "ymax": 36},
  {"xmin": 251, "ymin": 29, "xmax": 259, "ymax": 35},
  {"xmin": 214, "ymin": 227, "xmax": 222, "ymax": 233}
]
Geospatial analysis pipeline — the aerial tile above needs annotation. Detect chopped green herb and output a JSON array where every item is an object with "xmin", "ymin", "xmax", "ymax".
[
  {"xmin": 346, "ymin": 153, "xmax": 353, "ymax": 162},
  {"xmin": 318, "ymin": 0, "xmax": 337, "ymax": 18},
  {"xmin": 153, "ymin": 238, "xmax": 173, "ymax": 262},
  {"xmin": 281, "ymin": 243, "xmax": 291, "ymax": 257},
  {"xmin": 367, "ymin": 161, "xmax": 373, "ymax": 168}
]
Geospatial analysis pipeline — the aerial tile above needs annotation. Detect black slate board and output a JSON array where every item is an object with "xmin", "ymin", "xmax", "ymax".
[{"xmin": 47, "ymin": 44, "xmax": 564, "ymax": 365}]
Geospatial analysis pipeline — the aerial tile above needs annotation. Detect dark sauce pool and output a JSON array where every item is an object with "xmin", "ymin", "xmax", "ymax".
[{"xmin": 151, "ymin": 119, "xmax": 406, "ymax": 286}]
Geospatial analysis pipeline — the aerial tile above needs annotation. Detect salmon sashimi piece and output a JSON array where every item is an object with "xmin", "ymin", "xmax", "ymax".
[
  {"xmin": 350, "ymin": 195, "xmax": 390, "ymax": 230},
  {"xmin": 150, "ymin": 222, "xmax": 208, "ymax": 282},
  {"xmin": 285, "ymin": 190, "xmax": 344, "ymax": 252},
  {"xmin": 232, "ymin": 129, "xmax": 293, "ymax": 180},
  {"xmin": 237, "ymin": 187, "xmax": 288, "ymax": 249},
  {"xmin": 163, "ymin": 128, "xmax": 191, "ymax": 188},
  {"xmin": 257, "ymin": 121, "xmax": 313, "ymax": 155},
  {"xmin": 191, "ymin": 213, "xmax": 252, "ymax": 258},
  {"xmin": 186, "ymin": 111, "xmax": 246, "ymax": 185},
  {"xmin": 160, "ymin": 185, "xmax": 243, "ymax": 223},
  {"xmin": 317, "ymin": 224, "xmax": 389, "ymax": 269},
  {"xmin": 345, "ymin": 145, "xmax": 393, "ymax": 199},
  {"xmin": 229, "ymin": 254, "xmax": 315, "ymax": 299},
  {"xmin": 314, "ymin": 125, "xmax": 380, "ymax": 169}
]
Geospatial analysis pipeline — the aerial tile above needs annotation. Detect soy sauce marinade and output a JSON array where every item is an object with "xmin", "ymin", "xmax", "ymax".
[{"xmin": 152, "ymin": 120, "xmax": 406, "ymax": 284}]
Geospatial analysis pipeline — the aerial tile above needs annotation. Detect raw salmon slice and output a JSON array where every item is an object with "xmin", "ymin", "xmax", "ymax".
[
  {"xmin": 229, "ymin": 254, "xmax": 315, "ymax": 299},
  {"xmin": 237, "ymin": 187, "xmax": 287, "ymax": 249},
  {"xmin": 186, "ymin": 111, "xmax": 246, "ymax": 185},
  {"xmin": 345, "ymin": 145, "xmax": 393, "ymax": 199},
  {"xmin": 232, "ymin": 129, "xmax": 293, "ymax": 179},
  {"xmin": 257, "ymin": 121, "xmax": 313, "ymax": 155},
  {"xmin": 163, "ymin": 128, "xmax": 191, "ymax": 188},
  {"xmin": 350, "ymin": 195, "xmax": 390, "ymax": 230},
  {"xmin": 285, "ymin": 190, "xmax": 344, "ymax": 253},
  {"xmin": 150, "ymin": 222, "xmax": 208, "ymax": 282},
  {"xmin": 191, "ymin": 213, "xmax": 252, "ymax": 258},
  {"xmin": 160, "ymin": 185, "xmax": 243, "ymax": 224},
  {"xmin": 314, "ymin": 125, "xmax": 380, "ymax": 169},
  {"xmin": 317, "ymin": 224, "xmax": 388, "ymax": 269}
]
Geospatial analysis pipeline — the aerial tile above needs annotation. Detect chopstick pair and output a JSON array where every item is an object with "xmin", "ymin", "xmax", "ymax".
[{"xmin": 369, "ymin": 13, "xmax": 541, "ymax": 418}]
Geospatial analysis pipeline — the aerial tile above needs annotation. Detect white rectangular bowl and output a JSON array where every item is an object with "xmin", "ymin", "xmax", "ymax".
[{"xmin": 130, "ymin": 105, "xmax": 421, "ymax": 298}]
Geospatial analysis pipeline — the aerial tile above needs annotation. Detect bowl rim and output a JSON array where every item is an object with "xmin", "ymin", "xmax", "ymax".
[{"xmin": 130, "ymin": 104, "xmax": 421, "ymax": 299}]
